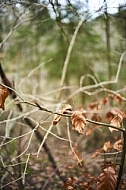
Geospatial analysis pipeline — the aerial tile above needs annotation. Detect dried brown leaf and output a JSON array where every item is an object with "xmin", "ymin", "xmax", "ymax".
[
  {"xmin": 63, "ymin": 177, "xmax": 77, "ymax": 189},
  {"xmin": 102, "ymin": 141, "xmax": 112, "ymax": 152},
  {"xmin": 97, "ymin": 166, "xmax": 117, "ymax": 190},
  {"xmin": 0, "ymin": 85, "xmax": 9, "ymax": 110},
  {"xmin": 71, "ymin": 110, "xmax": 87, "ymax": 134},
  {"xmin": 91, "ymin": 113, "xmax": 102, "ymax": 122},
  {"xmin": 63, "ymin": 104, "xmax": 73, "ymax": 114},
  {"xmin": 107, "ymin": 110, "xmax": 123, "ymax": 132},
  {"xmin": 53, "ymin": 110, "xmax": 63, "ymax": 125},
  {"xmin": 106, "ymin": 109, "xmax": 120, "ymax": 120},
  {"xmin": 91, "ymin": 149, "xmax": 103, "ymax": 159},
  {"xmin": 113, "ymin": 139, "xmax": 122, "ymax": 151},
  {"xmin": 53, "ymin": 104, "xmax": 72, "ymax": 125},
  {"xmin": 110, "ymin": 112, "xmax": 123, "ymax": 127},
  {"xmin": 109, "ymin": 93, "xmax": 123, "ymax": 104},
  {"xmin": 85, "ymin": 126, "xmax": 94, "ymax": 136},
  {"xmin": 102, "ymin": 97, "xmax": 108, "ymax": 105},
  {"xmin": 89, "ymin": 101, "xmax": 99, "ymax": 109}
]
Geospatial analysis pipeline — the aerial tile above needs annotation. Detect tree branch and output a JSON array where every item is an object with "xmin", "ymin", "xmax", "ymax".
[{"xmin": 0, "ymin": 63, "xmax": 66, "ymax": 183}]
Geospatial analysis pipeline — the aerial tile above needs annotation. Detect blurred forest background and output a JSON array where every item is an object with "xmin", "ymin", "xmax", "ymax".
[
  {"xmin": 0, "ymin": 0, "xmax": 126, "ymax": 189},
  {"xmin": 0, "ymin": 0, "xmax": 126, "ymax": 96}
]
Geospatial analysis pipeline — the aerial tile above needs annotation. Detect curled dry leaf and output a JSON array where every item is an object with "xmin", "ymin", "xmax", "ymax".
[
  {"xmin": 71, "ymin": 110, "xmax": 87, "ymax": 134},
  {"xmin": 53, "ymin": 110, "xmax": 63, "ymax": 125},
  {"xmin": 91, "ymin": 113, "xmax": 102, "ymax": 122},
  {"xmin": 108, "ymin": 93, "xmax": 123, "ymax": 105},
  {"xmin": 63, "ymin": 177, "xmax": 78, "ymax": 189},
  {"xmin": 115, "ymin": 93, "xmax": 123, "ymax": 105},
  {"xmin": 102, "ymin": 141, "xmax": 112, "ymax": 152},
  {"xmin": 107, "ymin": 109, "xmax": 122, "ymax": 121},
  {"xmin": 110, "ymin": 111, "xmax": 123, "ymax": 128},
  {"xmin": 89, "ymin": 101, "xmax": 99, "ymax": 110},
  {"xmin": 97, "ymin": 166, "xmax": 117, "ymax": 190},
  {"xmin": 102, "ymin": 97, "xmax": 108, "ymax": 105},
  {"xmin": 0, "ymin": 85, "xmax": 9, "ymax": 110},
  {"xmin": 91, "ymin": 149, "xmax": 103, "ymax": 159},
  {"xmin": 53, "ymin": 104, "xmax": 72, "ymax": 125},
  {"xmin": 107, "ymin": 110, "xmax": 123, "ymax": 132},
  {"xmin": 113, "ymin": 139, "xmax": 122, "ymax": 151},
  {"xmin": 85, "ymin": 126, "xmax": 94, "ymax": 136}
]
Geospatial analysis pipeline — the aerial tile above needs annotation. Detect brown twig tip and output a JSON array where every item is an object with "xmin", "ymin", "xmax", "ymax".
[{"xmin": 35, "ymin": 102, "xmax": 53, "ymax": 113}]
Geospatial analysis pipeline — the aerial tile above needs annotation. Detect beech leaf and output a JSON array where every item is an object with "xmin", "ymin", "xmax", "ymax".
[
  {"xmin": 71, "ymin": 110, "xmax": 87, "ymax": 134},
  {"xmin": 91, "ymin": 149, "xmax": 103, "ymax": 159},
  {"xmin": 85, "ymin": 126, "xmax": 94, "ymax": 136},
  {"xmin": 0, "ymin": 85, "xmax": 9, "ymax": 110},
  {"xmin": 107, "ymin": 110, "xmax": 123, "ymax": 132},
  {"xmin": 102, "ymin": 141, "xmax": 112, "ymax": 152},
  {"xmin": 113, "ymin": 139, "xmax": 122, "ymax": 151},
  {"xmin": 110, "ymin": 112, "xmax": 123, "ymax": 127},
  {"xmin": 53, "ymin": 104, "xmax": 72, "ymax": 125},
  {"xmin": 97, "ymin": 166, "xmax": 117, "ymax": 190},
  {"xmin": 53, "ymin": 110, "xmax": 63, "ymax": 125}
]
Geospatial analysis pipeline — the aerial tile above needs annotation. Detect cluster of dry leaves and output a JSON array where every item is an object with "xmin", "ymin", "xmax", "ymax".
[
  {"xmin": 91, "ymin": 139, "xmax": 122, "ymax": 159},
  {"xmin": 53, "ymin": 105, "xmax": 87, "ymax": 134},
  {"xmin": 52, "ymin": 93, "xmax": 126, "ymax": 190},
  {"xmin": 63, "ymin": 162, "xmax": 126, "ymax": 190},
  {"xmin": 0, "ymin": 83, "xmax": 126, "ymax": 190},
  {"xmin": 0, "ymin": 83, "xmax": 124, "ymax": 136},
  {"xmin": 53, "ymin": 94, "xmax": 125, "ymax": 135},
  {"xmin": 63, "ymin": 162, "xmax": 120, "ymax": 190}
]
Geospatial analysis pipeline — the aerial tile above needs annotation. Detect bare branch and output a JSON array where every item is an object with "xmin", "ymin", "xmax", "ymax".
[
  {"xmin": 0, "ymin": 17, "xmax": 33, "ymax": 49},
  {"xmin": 61, "ymin": 50, "xmax": 126, "ymax": 103}
]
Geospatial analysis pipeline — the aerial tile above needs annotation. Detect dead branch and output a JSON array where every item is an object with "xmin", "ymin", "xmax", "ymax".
[
  {"xmin": 23, "ymin": 117, "xmax": 66, "ymax": 182},
  {"xmin": 0, "ymin": 63, "xmax": 66, "ymax": 183}
]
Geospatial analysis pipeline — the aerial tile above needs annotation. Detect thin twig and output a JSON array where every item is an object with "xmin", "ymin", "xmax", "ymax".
[
  {"xmin": 67, "ymin": 117, "xmax": 82, "ymax": 164},
  {"xmin": 0, "ymin": 82, "xmax": 24, "ymax": 102},
  {"xmin": 22, "ymin": 153, "xmax": 30, "ymax": 185},
  {"xmin": 0, "ymin": 63, "xmax": 66, "ymax": 183},
  {"xmin": 0, "ymin": 17, "xmax": 33, "ymax": 49},
  {"xmin": 39, "ymin": 123, "xmax": 72, "ymax": 143},
  {"xmin": 11, "ymin": 124, "xmax": 38, "ymax": 161},
  {"xmin": 61, "ymin": 50, "xmax": 126, "ymax": 103},
  {"xmin": 0, "ymin": 130, "xmax": 34, "ymax": 148},
  {"xmin": 26, "ymin": 101, "xmax": 125, "ymax": 132},
  {"xmin": 23, "ymin": 117, "xmax": 66, "ymax": 182},
  {"xmin": 59, "ymin": 17, "xmax": 86, "ymax": 96},
  {"xmin": 86, "ymin": 118, "xmax": 124, "ymax": 132},
  {"xmin": 36, "ymin": 123, "xmax": 54, "ymax": 157}
]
